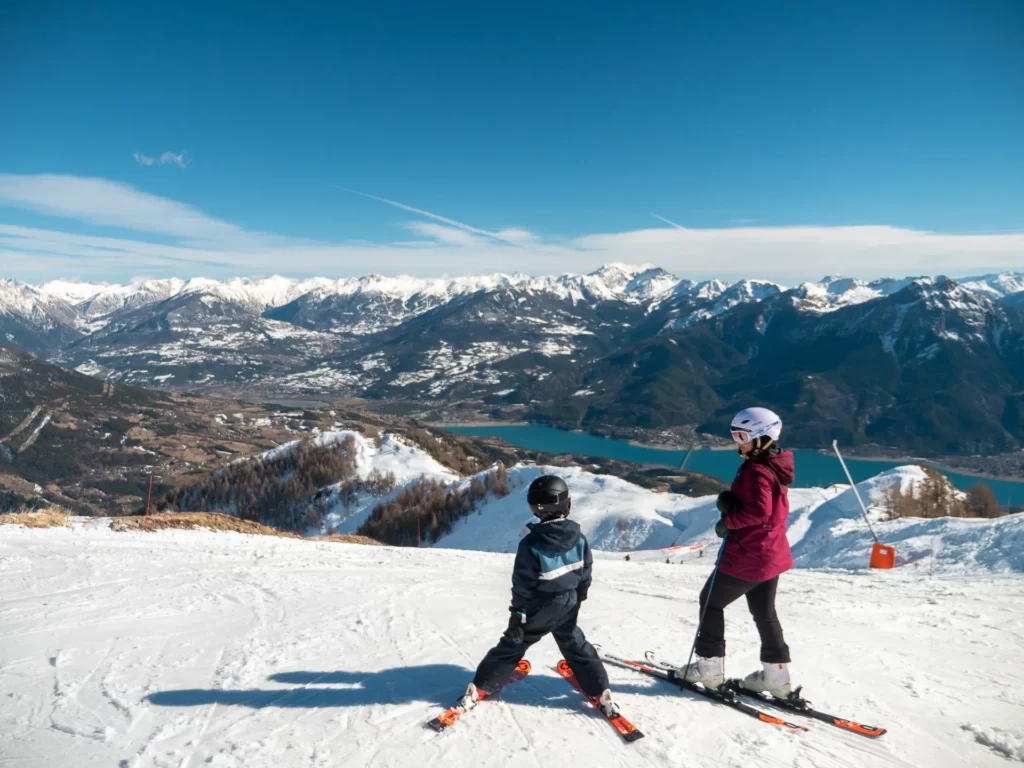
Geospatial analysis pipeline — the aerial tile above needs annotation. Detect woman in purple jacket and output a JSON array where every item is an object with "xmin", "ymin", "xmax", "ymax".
[{"xmin": 679, "ymin": 407, "xmax": 796, "ymax": 698}]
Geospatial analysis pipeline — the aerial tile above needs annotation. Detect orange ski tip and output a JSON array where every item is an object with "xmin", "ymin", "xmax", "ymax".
[
  {"xmin": 516, "ymin": 660, "xmax": 532, "ymax": 674},
  {"xmin": 609, "ymin": 717, "xmax": 641, "ymax": 738},
  {"xmin": 437, "ymin": 709, "xmax": 460, "ymax": 726},
  {"xmin": 835, "ymin": 719, "xmax": 886, "ymax": 736},
  {"xmin": 557, "ymin": 660, "xmax": 571, "ymax": 674}
]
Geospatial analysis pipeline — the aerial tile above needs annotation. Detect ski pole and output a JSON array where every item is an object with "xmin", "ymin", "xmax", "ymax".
[
  {"xmin": 832, "ymin": 440, "xmax": 880, "ymax": 545},
  {"xmin": 683, "ymin": 533, "xmax": 727, "ymax": 676}
]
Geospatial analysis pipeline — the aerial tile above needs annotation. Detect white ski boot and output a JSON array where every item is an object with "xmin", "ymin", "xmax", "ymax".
[
  {"xmin": 678, "ymin": 656, "xmax": 725, "ymax": 690},
  {"xmin": 598, "ymin": 689, "xmax": 621, "ymax": 719},
  {"xmin": 743, "ymin": 662, "xmax": 793, "ymax": 698},
  {"xmin": 456, "ymin": 682, "xmax": 482, "ymax": 711}
]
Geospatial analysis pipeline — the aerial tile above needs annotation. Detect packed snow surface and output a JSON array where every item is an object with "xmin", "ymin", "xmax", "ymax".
[{"xmin": 2, "ymin": 520, "xmax": 1023, "ymax": 768}]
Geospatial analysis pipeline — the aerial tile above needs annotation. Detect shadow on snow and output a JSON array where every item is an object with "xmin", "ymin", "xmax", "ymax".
[{"xmin": 146, "ymin": 663, "xmax": 666, "ymax": 711}]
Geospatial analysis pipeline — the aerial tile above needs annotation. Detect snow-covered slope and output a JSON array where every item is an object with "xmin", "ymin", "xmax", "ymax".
[
  {"xmin": 0, "ymin": 278, "xmax": 77, "ymax": 325},
  {"xmin": 36, "ymin": 279, "xmax": 112, "ymax": 305},
  {"xmin": 0, "ymin": 278, "xmax": 82, "ymax": 353},
  {"xmin": 288, "ymin": 432, "xmax": 720, "ymax": 548},
  {"xmin": 290, "ymin": 434, "xmax": 1024, "ymax": 575},
  {"xmin": 276, "ymin": 430, "xmax": 463, "ymax": 533},
  {"xmin": 434, "ymin": 465, "xmax": 1024, "ymax": 573},
  {"xmin": 331, "ymin": 461, "xmax": 722, "ymax": 551},
  {"xmin": 787, "ymin": 467, "xmax": 1024, "ymax": 573},
  {"xmin": 961, "ymin": 272, "xmax": 1024, "ymax": 303},
  {"xmin": 2, "ymin": 521, "xmax": 1022, "ymax": 767},
  {"xmin": 70, "ymin": 278, "xmax": 186, "ymax": 320},
  {"xmin": 664, "ymin": 279, "xmax": 785, "ymax": 330},
  {"xmin": 787, "ymin": 276, "xmax": 922, "ymax": 313}
]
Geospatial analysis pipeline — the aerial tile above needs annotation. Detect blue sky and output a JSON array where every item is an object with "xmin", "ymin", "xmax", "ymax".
[{"xmin": 1, "ymin": 0, "xmax": 1022, "ymax": 283}]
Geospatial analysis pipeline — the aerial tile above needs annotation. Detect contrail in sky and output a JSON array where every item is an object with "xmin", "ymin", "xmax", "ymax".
[
  {"xmin": 651, "ymin": 213, "xmax": 685, "ymax": 229},
  {"xmin": 327, "ymin": 184, "xmax": 524, "ymax": 247}
]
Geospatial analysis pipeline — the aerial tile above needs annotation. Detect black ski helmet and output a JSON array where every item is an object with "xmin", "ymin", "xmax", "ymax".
[{"xmin": 527, "ymin": 474, "xmax": 571, "ymax": 519}]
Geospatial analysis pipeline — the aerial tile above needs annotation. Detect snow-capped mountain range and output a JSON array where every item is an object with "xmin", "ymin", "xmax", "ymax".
[
  {"xmin": 3, "ymin": 264, "xmax": 1024, "ymax": 454},
  {"xmin": 9, "ymin": 265, "xmax": 1022, "ymax": 341}
]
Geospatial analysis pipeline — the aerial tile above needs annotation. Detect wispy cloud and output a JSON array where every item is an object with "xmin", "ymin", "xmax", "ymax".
[
  {"xmin": 159, "ymin": 151, "xmax": 190, "ymax": 168},
  {"xmin": 495, "ymin": 227, "xmax": 540, "ymax": 244},
  {"xmin": 1, "ymin": 173, "xmax": 1022, "ymax": 283},
  {"xmin": 133, "ymin": 150, "xmax": 190, "ymax": 168},
  {"xmin": 402, "ymin": 221, "xmax": 485, "ymax": 246},
  {"xmin": 0, "ymin": 174, "xmax": 269, "ymax": 247}
]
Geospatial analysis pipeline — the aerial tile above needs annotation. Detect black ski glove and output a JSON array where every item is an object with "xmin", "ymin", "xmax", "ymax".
[
  {"xmin": 505, "ymin": 610, "xmax": 527, "ymax": 643},
  {"xmin": 716, "ymin": 490, "xmax": 739, "ymax": 515},
  {"xmin": 577, "ymin": 588, "xmax": 588, "ymax": 603},
  {"xmin": 715, "ymin": 516, "xmax": 728, "ymax": 538}
]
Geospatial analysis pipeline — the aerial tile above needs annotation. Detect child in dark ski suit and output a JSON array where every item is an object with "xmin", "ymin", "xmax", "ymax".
[{"xmin": 460, "ymin": 474, "xmax": 618, "ymax": 716}]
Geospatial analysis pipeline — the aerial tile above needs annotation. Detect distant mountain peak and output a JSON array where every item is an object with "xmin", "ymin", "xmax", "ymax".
[{"xmin": 588, "ymin": 261, "xmax": 657, "ymax": 278}]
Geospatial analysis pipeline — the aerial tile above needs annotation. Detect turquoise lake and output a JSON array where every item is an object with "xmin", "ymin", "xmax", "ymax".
[{"xmin": 447, "ymin": 424, "xmax": 1024, "ymax": 506}]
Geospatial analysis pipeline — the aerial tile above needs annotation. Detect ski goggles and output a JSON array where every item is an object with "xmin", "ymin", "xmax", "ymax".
[{"xmin": 730, "ymin": 429, "xmax": 752, "ymax": 444}]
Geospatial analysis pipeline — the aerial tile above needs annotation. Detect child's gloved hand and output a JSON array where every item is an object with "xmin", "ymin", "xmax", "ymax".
[
  {"xmin": 715, "ymin": 516, "xmax": 728, "ymax": 538},
  {"xmin": 505, "ymin": 610, "xmax": 527, "ymax": 643}
]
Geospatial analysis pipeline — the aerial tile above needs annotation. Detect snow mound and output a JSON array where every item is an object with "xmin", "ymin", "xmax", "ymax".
[
  {"xmin": 960, "ymin": 722, "xmax": 1024, "ymax": 762},
  {"xmin": 433, "ymin": 464, "xmax": 720, "ymax": 553},
  {"xmin": 786, "ymin": 467, "xmax": 1024, "ymax": 573},
  {"xmin": 252, "ymin": 430, "xmax": 460, "ymax": 534}
]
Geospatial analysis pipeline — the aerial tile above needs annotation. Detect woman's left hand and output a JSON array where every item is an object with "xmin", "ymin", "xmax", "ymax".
[{"xmin": 717, "ymin": 490, "xmax": 739, "ymax": 515}]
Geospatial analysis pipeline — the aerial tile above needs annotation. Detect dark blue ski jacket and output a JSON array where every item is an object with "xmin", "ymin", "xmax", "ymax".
[{"xmin": 509, "ymin": 518, "xmax": 593, "ymax": 612}]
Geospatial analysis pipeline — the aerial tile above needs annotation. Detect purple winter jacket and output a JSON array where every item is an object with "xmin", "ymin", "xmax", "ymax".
[{"xmin": 719, "ymin": 450, "xmax": 795, "ymax": 583}]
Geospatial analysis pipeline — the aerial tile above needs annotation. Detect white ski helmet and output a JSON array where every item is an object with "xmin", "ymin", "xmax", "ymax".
[{"xmin": 730, "ymin": 407, "xmax": 782, "ymax": 444}]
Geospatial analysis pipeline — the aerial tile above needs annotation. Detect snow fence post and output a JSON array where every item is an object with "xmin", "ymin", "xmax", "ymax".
[
  {"xmin": 144, "ymin": 473, "xmax": 153, "ymax": 533},
  {"xmin": 831, "ymin": 441, "xmax": 896, "ymax": 569}
]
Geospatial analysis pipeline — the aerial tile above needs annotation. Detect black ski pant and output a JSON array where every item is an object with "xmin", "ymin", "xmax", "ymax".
[
  {"xmin": 473, "ymin": 591, "xmax": 609, "ymax": 697},
  {"xmin": 694, "ymin": 571, "xmax": 791, "ymax": 664}
]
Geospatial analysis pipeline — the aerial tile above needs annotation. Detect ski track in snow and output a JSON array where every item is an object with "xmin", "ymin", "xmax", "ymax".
[{"xmin": 1, "ymin": 524, "xmax": 1022, "ymax": 767}]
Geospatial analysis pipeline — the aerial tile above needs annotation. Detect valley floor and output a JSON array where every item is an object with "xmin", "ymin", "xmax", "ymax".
[{"xmin": 1, "ymin": 524, "xmax": 1022, "ymax": 767}]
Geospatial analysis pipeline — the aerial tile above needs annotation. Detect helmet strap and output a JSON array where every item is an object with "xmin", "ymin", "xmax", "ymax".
[{"xmin": 742, "ymin": 435, "xmax": 775, "ymax": 458}]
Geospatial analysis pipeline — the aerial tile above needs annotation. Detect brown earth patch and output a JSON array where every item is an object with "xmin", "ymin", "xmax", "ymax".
[
  {"xmin": 0, "ymin": 508, "xmax": 69, "ymax": 528},
  {"xmin": 109, "ymin": 512, "xmax": 383, "ymax": 546}
]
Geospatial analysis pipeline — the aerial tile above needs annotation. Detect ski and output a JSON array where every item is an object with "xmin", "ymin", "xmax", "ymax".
[
  {"xmin": 426, "ymin": 660, "xmax": 532, "ymax": 732},
  {"xmin": 556, "ymin": 660, "xmax": 645, "ymax": 743},
  {"xmin": 597, "ymin": 650, "xmax": 807, "ymax": 732},
  {"xmin": 722, "ymin": 680, "xmax": 887, "ymax": 738},
  {"xmin": 643, "ymin": 652, "xmax": 886, "ymax": 739}
]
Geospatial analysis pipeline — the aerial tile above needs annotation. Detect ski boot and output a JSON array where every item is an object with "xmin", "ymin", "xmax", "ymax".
[
  {"xmin": 678, "ymin": 656, "xmax": 725, "ymax": 690},
  {"xmin": 598, "ymin": 689, "xmax": 621, "ymax": 719},
  {"xmin": 456, "ymin": 682, "xmax": 482, "ymax": 711},
  {"xmin": 743, "ymin": 662, "xmax": 793, "ymax": 698}
]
